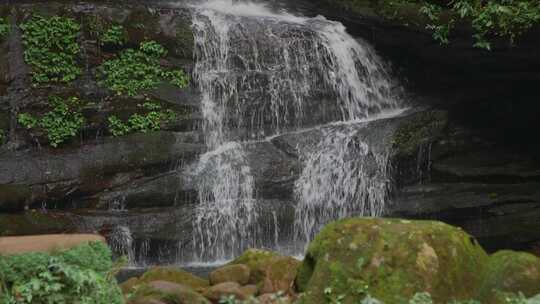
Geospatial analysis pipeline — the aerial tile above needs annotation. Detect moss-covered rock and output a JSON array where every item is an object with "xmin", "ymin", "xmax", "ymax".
[
  {"xmin": 203, "ymin": 281, "xmax": 246, "ymax": 302},
  {"xmin": 260, "ymin": 256, "xmax": 301, "ymax": 295},
  {"xmin": 135, "ymin": 280, "xmax": 210, "ymax": 304},
  {"xmin": 296, "ymin": 217, "xmax": 488, "ymax": 304},
  {"xmin": 138, "ymin": 267, "xmax": 209, "ymax": 291},
  {"xmin": 228, "ymin": 248, "xmax": 280, "ymax": 284},
  {"xmin": 209, "ymin": 264, "xmax": 251, "ymax": 285},
  {"xmin": 479, "ymin": 250, "xmax": 540, "ymax": 302}
]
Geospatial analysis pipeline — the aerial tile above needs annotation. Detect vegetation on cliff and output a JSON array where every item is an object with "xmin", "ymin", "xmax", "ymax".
[
  {"xmin": 20, "ymin": 15, "xmax": 82, "ymax": 84},
  {"xmin": 17, "ymin": 96, "xmax": 85, "ymax": 147},
  {"xmin": 327, "ymin": 0, "xmax": 540, "ymax": 50},
  {"xmin": 98, "ymin": 41, "xmax": 189, "ymax": 97}
]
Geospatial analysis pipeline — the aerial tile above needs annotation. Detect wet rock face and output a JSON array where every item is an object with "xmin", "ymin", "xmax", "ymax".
[
  {"xmin": 389, "ymin": 115, "xmax": 540, "ymax": 252},
  {"xmin": 0, "ymin": 5, "xmax": 199, "ymax": 199}
]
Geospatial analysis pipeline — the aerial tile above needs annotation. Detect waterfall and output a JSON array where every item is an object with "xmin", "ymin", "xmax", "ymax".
[
  {"xmin": 188, "ymin": 0, "xmax": 404, "ymax": 261},
  {"xmin": 190, "ymin": 142, "xmax": 257, "ymax": 261},
  {"xmin": 293, "ymin": 123, "xmax": 395, "ymax": 245}
]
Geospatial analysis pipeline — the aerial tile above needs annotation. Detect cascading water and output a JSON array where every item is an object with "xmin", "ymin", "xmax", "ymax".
[
  {"xmin": 187, "ymin": 0, "xmax": 405, "ymax": 262},
  {"xmin": 190, "ymin": 142, "xmax": 257, "ymax": 261},
  {"xmin": 293, "ymin": 122, "xmax": 395, "ymax": 246}
]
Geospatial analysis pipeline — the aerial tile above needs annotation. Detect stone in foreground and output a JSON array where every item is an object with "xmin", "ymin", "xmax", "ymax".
[{"xmin": 296, "ymin": 217, "xmax": 488, "ymax": 303}]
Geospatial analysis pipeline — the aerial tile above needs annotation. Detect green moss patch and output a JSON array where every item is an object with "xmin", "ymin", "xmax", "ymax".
[{"xmin": 392, "ymin": 110, "xmax": 447, "ymax": 157}]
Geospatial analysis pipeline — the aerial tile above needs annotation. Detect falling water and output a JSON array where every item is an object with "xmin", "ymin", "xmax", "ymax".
[
  {"xmin": 109, "ymin": 225, "xmax": 135, "ymax": 264},
  {"xmin": 188, "ymin": 0, "xmax": 404, "ymax": 261},
  {"xmin": 293, "ymin": 124, "xmax": 395, "ymax": 245},
  {"xmin": 189, "ymin": 142, "xmax": 257, "ymax": 261}
]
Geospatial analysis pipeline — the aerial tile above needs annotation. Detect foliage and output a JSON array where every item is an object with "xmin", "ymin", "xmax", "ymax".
[
  {"xmin": 108, "ymin": 102, "xmax": 177, "ymax": 136},
  {"xmin": 419, "ymin": 0, "xmax": 540, "ymax": 49},
  {"xmin": 99, "ymin": 41, "xmax": 189, "ymax": 96},
  {"xmin": 218, "ymin": 292, "xmax": 289, "ymax": 304},
  {"xmin": 100, "ymin": 25, "xmax": 126, "ymax": 46},
  {"xmin": 17, "ymin": 96, "xmax": 85, "ymax": 147},
  {"xmin": 20, "ymin": 15, "xmax": 81, "ymax": 84},
  {"xmin": 0, "ymin": 17, "xmax": 9, "ymax": 40},
  {"xmin": 409, "ymin": 292, "xmax": 433, "ymax": 304},
  {"xmin": 0, "ymin": 242, "xmax": 124, "ymax": 304}
]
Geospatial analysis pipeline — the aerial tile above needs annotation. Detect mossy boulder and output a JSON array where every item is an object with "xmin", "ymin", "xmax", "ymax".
[
  {"xmin": 127, "ymin": 280, "xmax": 210, "ymax": 304},
  {"xmin": 137, "ymin": 267, "xmax": 209, "ymax": 291},
  {"xmin": 479, "ymin": 250, "xmax": 540, "ymax": 302},
  {"xmin": 209, "ymin": 264, "xmax": 251, "ymax": 285},
  {"xmin": 203, "ymin": 282, "xmax": 247, "ymax": 302},
  {"xmin": 228, "ymin": 249, "xmax": 280, "ymax": 284},
  {"xmin": 296, "ymin": 217, "xmax": 488, "ymax": 304},
  {"xmin": 260, "ymin": 256, "xmax": 301, "ymax": 295}
]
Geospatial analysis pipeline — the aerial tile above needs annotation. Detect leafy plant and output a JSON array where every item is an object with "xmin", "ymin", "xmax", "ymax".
[
  {"xmin": 0, "ymin": 17, "xmax": 9, "ymax": 40},
  {"xmin": 99, "ymin": 41, "xmax": 189, "ymax": 96},
  {"xmin": 20, "ymin": 15, "xmax": 82, "ymax": 84},
  {"xmin": 419, "ymin": 0, "xmax": 540, "ymax": 49},
  {"xmin": 220, "ymin": 295, "xmax": 238, "ymax": 304},
  {"xmin": 100, "ymin": 25, "xmax": 126, "ymax": 46},
  {"xmin": 0, "ymin": 242, "xmax": 124, "ymax": 304},
  {"xmin": 410, "ymin": 292, "xmax": 433, "ymax": 304},
  {"xmin": 17, "ymin": 96, "xmax": 85, "ymax": 147},
  {"xmin": 107, "ymin": 102, "xmax": 177, "ymax": 136}
]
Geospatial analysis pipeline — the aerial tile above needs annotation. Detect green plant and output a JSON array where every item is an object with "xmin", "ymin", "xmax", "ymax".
[
  {"xmin": 0, "ymin": 17, "xmax": 9, "ymax": 39},
  {"xmin": 17, "ymin": 96, "xmax": 85, "ymax": 147},
  {"xmin": 419, "ymin": 0, "xmax": 540, "ymax": 49},
  {"xmin": 20, "ymin": 15, "xmax": 82, "ymax": 84},
  {"xmin": 410, "ymin": 292, "xmax": 433, "ymax": 304},
  {"xmin": 107, "ymin": 102, "xmax": 177, "ymax": 136},
  {"xmin": 220, "ymin": 295, "xmax": 238, "ymax": 304},
  {"xmin": 100, "ymin": 25, "xmax": 126, "ymax": 46},
  {"xmin": 99, "ymin": 41, "xmax": 189, "ymax": 96},
  {"xmin": 0, "ymin": 242, "xmax": 124, "ymax": 304}
]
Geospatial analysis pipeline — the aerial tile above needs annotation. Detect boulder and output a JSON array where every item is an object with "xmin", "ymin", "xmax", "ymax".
[
  {"xmin": 239, "ymin": 285, "xmax": 258, "ymax": 298},
  {"xmin": 209, "ymin": 264, "xmax": 251, "ymax": 286},
  {"xmin": 257, "ymin": 293, "xmax": 293, "ymax": 304},
  {"xmin": 296, "ymin": 218, "xmax": 489, "ymax": 304},
  {"xmin": 127, "ymin": 281, "xmax": 209, "ymax": 304},
  {"xmin": 138, "ymin": 267, "xmax": 209, "ymax": 291},
  {"xmin": 260, "ymin": 256, "xmax": 300, "ymax": 295},
  {"xmin": 120, "ymin": 277, "xmax": 140, "ymax": 294},
  {"xmin": 228, "ymin": 249, "xmax": 279, "ymax": 284},
  {"xmin": 479, "ymin": 250, "xmax": 540, "ymax": 302},
  {"xmin": 146, "ymin": 281, "xmax": 210, "ymax": 304},
  {"xmin": 203, "ymin": 282, "xmax": 246, "ymax": 302},
  {"xmin": 0, "ymin": 233, "xmax": 105, "ymax": 255},
  {"xmin": 129, "ymin": 298, "xmax": 167, "ymax": 304}
]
